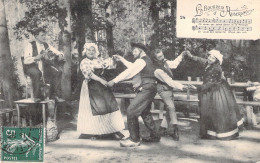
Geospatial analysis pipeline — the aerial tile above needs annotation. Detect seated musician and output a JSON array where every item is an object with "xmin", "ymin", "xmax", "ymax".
[{"xmin": 23, "ymin": 28, "xmax": 65, "ymax": 102}]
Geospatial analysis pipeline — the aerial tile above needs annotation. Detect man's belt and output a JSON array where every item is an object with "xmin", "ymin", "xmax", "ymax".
[{"xmin": 133, "ymin": 78, "xmax": 157, "ymax": 93}]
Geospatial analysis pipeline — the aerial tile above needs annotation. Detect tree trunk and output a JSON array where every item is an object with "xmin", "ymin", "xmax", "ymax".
[
  {"xmin": 0, "ymin": 0, "xmax": 15, "ymax": 107},
  {"xmin": 84, "ymin": 0, "xmax": 95, "ymax": 43},
  {"xmin": 71, "ymin": 0, "xmax": 94, "ymax": 58},
  {"xmin": 255, "ymin": 40, "xmax": 260, "ymax": 81},
  {"xmin": 171, "ymin": 0, "xmax": 177, "ymax": 58},
  {"xmin": 106, "ymin": 20, "xmax": 115, "ymax": 56},
  {"xmin": 248, "ymin": 40, "xmax": 260, "ymax": 81},
  {"xmin": 59, "ymin": 0, "xmax": 72, "ymax": 100},
  {"xmin": 105, "ymin": 3, "xmax": 115, "ymax": 56},
  {"xmin": 150, "ymin": 0, "xmax": 159, "ymax": 47},
  {"xmin": 70, "ymin": 0, "xmax": 94, "ymax": 100}
]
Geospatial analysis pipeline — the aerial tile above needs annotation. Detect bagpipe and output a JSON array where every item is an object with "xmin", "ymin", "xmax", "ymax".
[{"xmin": 41, "ymin": 48, "xmax": 65, "ymax": 72}]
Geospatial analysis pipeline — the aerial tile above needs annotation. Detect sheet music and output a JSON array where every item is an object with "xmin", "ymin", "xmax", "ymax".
[{"xmin": 177, "ymin": 0, "xmax": 260, "ymax": 40}]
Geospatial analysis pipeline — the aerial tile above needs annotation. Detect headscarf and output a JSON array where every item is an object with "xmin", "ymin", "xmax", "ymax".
[
  {"xmin": 208, "ymin": 49, "xmax": 223, "ymax": 65},
  {"xmin": 82, "ymin": 43, "xmax": 100, "ymax": 58}
]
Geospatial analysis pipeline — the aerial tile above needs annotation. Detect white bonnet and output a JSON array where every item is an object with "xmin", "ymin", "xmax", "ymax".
[
  {"xmin": 208, "ymin": 49, "xmax": 223, "ymax": 65},
  {"xmin": 82, "ymin": 43, "xmax": 100, "ymax": 57}
]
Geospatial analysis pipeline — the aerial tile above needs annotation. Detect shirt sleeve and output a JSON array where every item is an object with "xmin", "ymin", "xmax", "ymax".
[
  {"xmin": 166, "ymin": 54, "xmax": 183, "ymax": 69},
  {"xmin": 120, "ymin": 58, "xmax": 133, "ymax": 68},
  {"xmin": 23, "ymin": 43, "xmax": 35, "ymax": 64},
  {"xmin": 190, "ymin": 55, "xmax": 208, "ymax": 65},
  {"xmin": 154, "ymin": 69, "xmax": 184, "ymax": 90},
  {"xmin": 48, "ymin": 44, "xmax": 64, "ymax": 57},
  {"xmin": 80, "ymin": 59, "xmax": 93, "ymax": 80},
  {"xmin": 113, "ymin": 59, "xmax": 146, "ymax": 83}
]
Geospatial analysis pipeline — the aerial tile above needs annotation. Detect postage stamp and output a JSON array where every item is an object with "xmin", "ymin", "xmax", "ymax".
[{"xmin": 1, "ymin": 127, "xmax": 44, "ymax": 162}]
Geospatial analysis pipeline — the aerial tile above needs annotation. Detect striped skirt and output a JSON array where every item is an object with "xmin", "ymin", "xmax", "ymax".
[{"xmin": 77, "ymin": 80, "xmax": 125, "ymax": 135}]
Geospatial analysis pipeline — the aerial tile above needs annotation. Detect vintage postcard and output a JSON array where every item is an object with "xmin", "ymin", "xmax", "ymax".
[{"xmin": 0, "ymin": 0, "xmax": 260, "ymax": 162}]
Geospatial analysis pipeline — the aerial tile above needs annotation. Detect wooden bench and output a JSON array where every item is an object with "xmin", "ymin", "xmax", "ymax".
[
  {"xmin": 236, "ymin": 100, "xmax": 260, "ymax": 126},
  {"xmin": 0, "ymin": 108, "xmax": 16, "ymax": 126},
  {"xmin": 114, "ymin": 93, "xmax": 199, "ymax": 118},
  {"xmin": 116, "ymin": 79, "xmax": 258, "ymax": 123},
  {"xmin": 0, "ymin": 99, "xmax": 15, "ymax": 126},
  {"xmin": 114, "ymin": 92, "xmax": 260, "ymax": 126}
]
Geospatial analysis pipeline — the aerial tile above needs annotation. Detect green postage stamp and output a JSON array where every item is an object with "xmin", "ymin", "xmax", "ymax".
[{"xmin": 1, "ymin": 127, "xmax": 44, "ymax": 162}]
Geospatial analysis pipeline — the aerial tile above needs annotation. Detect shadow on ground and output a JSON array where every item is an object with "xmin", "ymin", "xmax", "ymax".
[{"xmin": 45, "ymin": 111, "xmax": 260, "ymax": 163}]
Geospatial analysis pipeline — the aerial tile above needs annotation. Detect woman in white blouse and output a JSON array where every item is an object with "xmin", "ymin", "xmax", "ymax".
[{"xmin": 77, "ymin": 43, "xmax": 125, "ymax": 139}]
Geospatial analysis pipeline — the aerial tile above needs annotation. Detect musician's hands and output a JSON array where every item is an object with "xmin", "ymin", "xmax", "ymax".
[
  {"xmin": 107, "ymin": 80, "xmax": 115, "ymax": 87},
  {"xmin": 57, "ymin": 53, "xmax": 64, "ymax": 61},
  {"xmin": 34, "ymin": 54, "xmax": 43, "ymax": 62}
]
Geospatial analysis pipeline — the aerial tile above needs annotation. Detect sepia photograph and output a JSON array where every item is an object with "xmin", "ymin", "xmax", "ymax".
[{"xmin": 0, "ymin": 0, "xmax": 260, "ymax": 162}]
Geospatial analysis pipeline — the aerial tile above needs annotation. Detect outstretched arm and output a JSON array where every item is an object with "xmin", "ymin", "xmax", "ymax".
[
  {"xmin": 112, "ymin": 59, "xmax": 146, "ymax": 83},
  {"xmin": 154, "ymin": 69, "xmax": 184, "ymax": 90},
  {"xmin": 112, "ymin": 55, "xmax": 133, "ymax": 68},
  {"xmin": 107, "ymin": 59, "xmax": 146, "ymax": 87},
  {"xmin": 166, "ymin": 52, "xmax": 184, "ymax": 69},
  {"xmin": 184, "ymin": 51, "xmax": 207, "ymax": 65}
]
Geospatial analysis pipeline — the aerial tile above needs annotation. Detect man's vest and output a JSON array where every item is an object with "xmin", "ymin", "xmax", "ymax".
[
  {"xmin": 23, "ymin": 41, "xmax": 49, "ymax": 74},
  {"xmin": 139, "ymin": 55, "xmax": 156, "ymax": 85}
]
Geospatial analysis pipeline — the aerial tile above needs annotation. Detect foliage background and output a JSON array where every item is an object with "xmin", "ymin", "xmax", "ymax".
[{"xmin": 4, "ymin": 0, "xmax": 260, "ymax": 91}]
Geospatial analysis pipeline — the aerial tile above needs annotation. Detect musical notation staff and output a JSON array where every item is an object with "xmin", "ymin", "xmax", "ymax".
[
  {"xmin": 192, "ymin": 18, "xmax": 252, "ymax": 24},
  {"xmin": 192, "ymin": 25, "xmax": 252, "ymax": 31}
]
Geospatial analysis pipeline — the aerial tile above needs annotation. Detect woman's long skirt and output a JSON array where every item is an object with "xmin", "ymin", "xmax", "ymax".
[
  {"xmin": 199, "ymin": 82, "xmax": 243, "ymax": 140},
  {"xmin": 77, "ymin": 80, "xmax": 125, "ymax": 135}
]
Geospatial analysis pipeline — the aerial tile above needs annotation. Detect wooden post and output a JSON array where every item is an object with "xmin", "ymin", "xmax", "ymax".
[
  {"xmin": 246, "ymin": 106, "xmax": 257, "ymax": 126},
  {"xmin": 42, "ymin": 103, "xmax": 47, "ymax": 144},
  {"xmin": 16, "ymin": 104, "xmax": 20, "ymax": 127},
  {"xmin": 159, "ymin": 101, "xmax": 164, "ymax": 120},
  {"xmin": 186, "ymin": 76, "xmax": 191, "ymax": 117}
]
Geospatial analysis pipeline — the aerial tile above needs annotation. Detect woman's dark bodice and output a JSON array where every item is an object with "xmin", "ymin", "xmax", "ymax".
[
  {"xmin": 203, "ymin": 64, "xmax": 222, "ymax": 85},
  {"xmin": 191, "ymin": 55, "xmax": 223, "ymax": 92}
]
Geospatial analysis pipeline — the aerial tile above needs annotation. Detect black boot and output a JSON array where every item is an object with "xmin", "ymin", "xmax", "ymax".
[
  {"xmin": 159, "ymin": 127, "xmax": 167, "ymax": 136},
  {"xmin": 127, "ymin": 116, "xmax": 140, "ymax": 142},
  {"xmin": 141, "ymin": 113, "xmax": 161, "ymax": 142},
  {"xmin": 168, "ymin": 124, "xmax": 179, "ymax": 141},
  {"xmin": 142, "ymin": 133, "xmax": 161, "ymax": 142}
]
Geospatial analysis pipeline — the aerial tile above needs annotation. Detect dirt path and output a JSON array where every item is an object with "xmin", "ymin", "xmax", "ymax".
[{"xmin": 42, "ymin": 116, "xmax": 260, "ymax": 163}]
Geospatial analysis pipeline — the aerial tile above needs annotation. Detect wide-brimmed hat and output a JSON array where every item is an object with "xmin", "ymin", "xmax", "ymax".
[{"xmin": 130, "ymin": 42, "xmax": 147, "ymax": 52}]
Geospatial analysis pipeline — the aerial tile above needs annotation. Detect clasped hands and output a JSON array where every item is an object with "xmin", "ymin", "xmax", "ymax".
[
  {"xmin": 180, "ymin": 50, "xmax": 193, "ymax": 58},
  {"xmin": 182, "ymin": 84, "xmax": 197, "ymax": 91},
  {"xmin": 100, "ymin": 79, "xmax": 115, "ymax": 87},
  {"xmin": 99, "ymin": 54, "xmax": 124, "ymax": 87}
]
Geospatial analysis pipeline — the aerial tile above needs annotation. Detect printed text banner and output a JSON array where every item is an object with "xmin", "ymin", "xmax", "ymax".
[{"xmin": 176, "ymin": 0, "xmax": 260, "ymax": 40}]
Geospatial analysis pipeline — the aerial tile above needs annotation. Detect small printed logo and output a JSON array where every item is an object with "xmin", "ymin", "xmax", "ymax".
[{"xmin": 1, "ymin": 127, "xmax": 44, "ymax": 162}]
